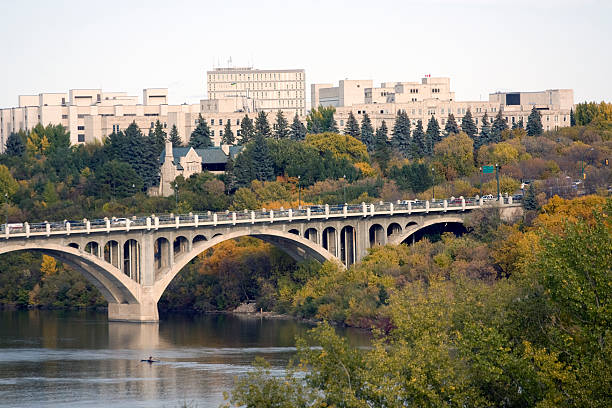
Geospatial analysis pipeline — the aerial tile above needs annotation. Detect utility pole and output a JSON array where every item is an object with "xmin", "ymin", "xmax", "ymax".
[
  {"xmin": 495, "ymin": 163, "xmax": 500, "ymax": 200},
  {"xmin": 431, "ymin": 167, "xmax": 435, "ymax": 201},
  {"xmin": 343, "ymin": 174, "xmax": 347, "ymax": 204},
  {"xmin": 479, "ymin": 167, "xmax": 483, "ymax": 197},
  {"xmin": 297, "ymin": 175, "xmax": 301, "ymax": 209}
]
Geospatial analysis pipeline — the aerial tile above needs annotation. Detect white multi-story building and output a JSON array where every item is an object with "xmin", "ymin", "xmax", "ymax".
[{"xmin": 207, "ymin": 67, "xmax": 306, "ymax": 116}]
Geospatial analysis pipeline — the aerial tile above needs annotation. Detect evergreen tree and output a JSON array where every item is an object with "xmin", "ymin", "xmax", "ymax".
[
  {"xmin": 523, "ymin": 183, "xmax": 538, "ymax": 210},
  {"xmin": 122, "ymin": 122, "xmax": 159, "ymax": 191},
  {"xmin": 512, "ymin": 117, "xmax": 524, "ymax": 130},
  {"xmin": 479, "ymin": 112, "xmax": 491, "ymax": 148},
  {"xmin": 444, "ymin": 113, "xmax": 460, "ymax": 136},
  {"xmin": 223, "ymin": 156, "xmax": 237, "ymax": 193},
  {"xmin": 391, "ymin": 110, "xmax": 411, "ymax": 158},
  {"xmin": 255, "ymin": 111, "xmax": 271, "ymax": 138},
  {"xmin": 411, "ymin": 119, "xmax": 427, "ymax": 158},
  {"xmin": 273, "ymin": 110, "xmax": 289, "ymax": 139},
  {"xmin": 151, "ymin": 120, "xmax": 167, "ymax": 155},
  {"xmin": 491, "ymin": 109, "xmax": 509, "ymax": 143},
  {"xmin": 570, "ymin": 108, "xmax": 576, "ymax": 126},
  {"xmin": 4, "ymin": 131, "xmax": 25, "ymax": 157},
  {"xmin": 373, "ymin": 120, "xmax": 391, "ymax": 171},
  {"xmin": 461, "ymin": 109, "xmax": 478, "ymax": 139},
  {"xmin": 189, "ymin": 114, "xmax": 213, "ymax": 149},
  {"xmin": 360, "ymin": 113, "xmax": 375, "ymax": 151},
  {"xmin": 306, "ymin": 106, "xmax": 338, "ymax": 134},
  {"xmin": 252, "ymin": 132, "xmax": 275, "ymax": 181},
  {"xmin": 289, "ymin": 114, "xmax": 307, "ymax": 141},
  {"xmin": 222, "ymin": 120, "xmax": 235, "ymax": 145},
  {"xmin": 425, "ymin": 115, "xmax": 440, "ymax": 156},
  {"xmin": 344, "ymin": 111, "xmax": 360, "ymax": 138},
  {"xmin": 239, "ymin": 115, "xmax": 255, "ymax": 144},
  {"xmin": 168, "ymin": 124, "xmax": 182, "ymax": 147},
  {"xmin": 526, "ymin": 106, "xmax": 543, "ymax": 136}
]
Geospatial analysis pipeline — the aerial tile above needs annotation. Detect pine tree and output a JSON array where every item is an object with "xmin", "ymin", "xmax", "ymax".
[
  {"xmin": 123, "ymin": 122, "xmax": 159, "ymax": 190},
  {"xmin": 391, "ymin": 110, "xmax": 411, "ymax": 158},
  {"xmin": 373, "ymin": 120, "xmax": 391, "ymax": 171},
  {"xmin": 273, "ymin": 110, "xmax": 289, "ymax": 139},
  {"xmin": 289, "ymin": 114, "xmax": 307, "ymax": 141},
  {"xmin": 461, "ymin": 109, "xmax": 477, "ymax": 139},
  {"xmin": 168, "ymin": 124, "xmax": 182, "ymax": 147},
  {"xmin": 425, "ymin": 115, "xmax": 440, "ymax": 156},
  {"xmin": 444, "ymin": 113, "xmax": 460, "ymax": 136},
  {"xmin": 523, "ymin": 183, "xmax": 538, "ymax": 210},
  {"xmin": 526, "ymin": 106, "xmax": 543, "ymax": 136},
  {"xmin": 189, "ymin": 114, "xmax": 213, "ymax": 149},
  {"xmin": 360, "ymin": 113, "xmax": 375, "ymax": 151},
  {"xmin": 344, "ymin": 111, "xmax": 360, "ymax": 138},
  {"xmin": 516, "ymin": 118, "xmax": 524, "ymax": 129},
  {"xmin": 239, "ymin": 115, "xmax": 255, "ymax": 144},
  {"xmin": 411, "ymin": 119, "xmax": 427, "ymax": 158},
  {"xmin": 222, "ymin": 120, "xmax": 235, "ymax": 145},
  {"xmin": 151, "ymin": 120, "xmax": 167, "ymax": 155},
  {"xmin": 570, "ymin": 108, "xmax": 576, "ymax": 126},
  {"xmin": 479, "ymin": 112, "xmax": 491, "ymax": 148},
  {"xmin": 491, "ymin": 109, "xmax": 509, "ymax": 143},
  {"xmin": 4, "ymin": 131, "xmax": 25, "ymax": 157},
  {"xmin": 255, "ymin": 111, "xmax": 271, "ymax": 138},
  {"xmin": 252, "ymin": 132, "xmax": 275, "ymax": 181}
]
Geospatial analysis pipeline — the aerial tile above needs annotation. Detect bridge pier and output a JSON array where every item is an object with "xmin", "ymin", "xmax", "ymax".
[{"xmin": 108, "ymin": 289, "xmax": 158, "ymax": 322}]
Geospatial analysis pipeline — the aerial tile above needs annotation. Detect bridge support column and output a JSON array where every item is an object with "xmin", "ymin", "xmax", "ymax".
[{"xmin": 108, "ymin": 292, "xmax": 159, "ymax": 322}]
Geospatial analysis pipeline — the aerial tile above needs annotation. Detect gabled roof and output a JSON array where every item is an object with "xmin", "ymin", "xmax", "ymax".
[{"xmin": 160, "ymin": 146, "xmax": 234, "ymax": 166}]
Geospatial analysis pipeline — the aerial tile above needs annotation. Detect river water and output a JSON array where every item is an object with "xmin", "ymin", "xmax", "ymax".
[{"xmin": 0, "ymin": 310, "xmax": 369, "ymax": 407}]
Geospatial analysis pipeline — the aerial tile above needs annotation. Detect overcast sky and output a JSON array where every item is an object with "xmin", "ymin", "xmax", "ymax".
[{"xmin": 1, "ymin": 0, "xmax": 610, "ymax": 107}]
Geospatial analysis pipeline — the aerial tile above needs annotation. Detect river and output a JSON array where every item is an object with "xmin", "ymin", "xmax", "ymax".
[{"xmin": 0, "ymin": 309, "xmax": 370, "ymax": 407}]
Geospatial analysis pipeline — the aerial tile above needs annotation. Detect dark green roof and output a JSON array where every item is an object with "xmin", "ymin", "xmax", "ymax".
[{"xmin": 160, "ymin": 146, "xmax": 240, "ymax": 166}]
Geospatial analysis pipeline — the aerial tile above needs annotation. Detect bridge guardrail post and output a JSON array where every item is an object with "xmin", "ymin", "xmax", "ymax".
[
  {"xmin": 461, "ymin": 197, "xmax": 466, "ymax": 211},
  {"xmin": 86, "ymin": 220, "xmax": 91, "ymax": 234},
  {"xmin": 154, "ymin": 216, "xmax": 159, "ymax": 230},
  {"xmin": 425, "ymin": 201, "xmax": 430, "ymax": 213},
  {"xmin": 325, "ymin": 204, "xmax": 329, "ymax": 219},
  {"xmin": 232, "ymin": 212, "xmax": 236, "ymax": 225},
  {"xmin": 105, "ymin": 218, "xmax": 110, "ymax": 233},
  {"xmin": 370, "ymin": 204, "xmax": 375, "ymax": 216},
  {"xmin": 508, "ymin": 196, "xmax": 513, "ymax": 204},
  {"xmin": 389, "ymin": 202, "xmax": 394, "ymax": 215},
  {"xmin": 4, "ymin": 224, "xmax": 9, "ymax": 239},
  {"xmin": 408, "ymin": 201, "xmax": 412, "ymax": 214},
  {"xmin": 25, "ymin": 222, "xmax": 30, "ymax": 238},
  {"xmin": 443, "ymin": 199, "xmax": 448, "ymax": 212},
  {"xmin": 288, "ymin": 209, "xmax": 293, "ymax": 221},
  {"xmin": 146, "ymin": 217, "xmax": 151, "ymax": 230},
  {"xmin": 175, "ymin": 216, "xmax": 180, "ymax": 229},
  {"xmin": 362, "ymin": 202, "xmax": 367, "ymax": 217},
  {"xmin": 126, "ymin": 219, "xmax": 131, "ymax": 232},
  {"xmin": 66, "ymin": 222, "xmax": 71, "ymax": 236},
  {"xmin": 343, "ymin": 205, "xmax": 348, "ymax": 218},
  {"xmin": 194, "ymin": 214, "xmax": 199, "ymax": 227},
  {"xmin": 213, "ymin": 213, "xmax": 218, "ymax": 226},
  {"xmin": 251, "ymin": 211, "xmax": 255, "ymax": 224},
  {"xmin": 307, "ymin": 207, "xmax": 311, "ymax": 220},
  {"xmin": 46, "ymin": 222, "xmax": 50, "ymax": 236},
  {"xmin": 479, "ymin": 197, "xmax": 484, "ymax": 206},
  {"xmin": 270, "ymin": 210, "xmax": 274, "ymax": 223}
]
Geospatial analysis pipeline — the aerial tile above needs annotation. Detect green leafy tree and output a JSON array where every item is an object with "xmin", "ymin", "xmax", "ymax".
[
  {"xmin": 344, "ymin": 111, "xmax": 360, "ymax": 138},
  {"xmin": 273, "ymin": 110, "xmax": 289, "ymax": 140},
  {"xmin": 391, "ymin": 110, "xmax": 411, "ymax": 158},
  {"xmin": 0, "ymin": 164, "xmax": 19, "ymax": 199},
  {"xmin": 252, "ymin": 132, "xmax": 275, "ymax": 181},
  {"xmin": 168, "ymin": 124, "xmax": 182, "ymax": 147},
  {"xmin": 222, "ymin": 120, "xmax": 235, "ymax": 145},
  {"xmin": 255, "ymin": 111, "xmax": 271, "ymax": 138},
  {"xmin": 491, "ymin": 109, "xmax": 508, "ymax": 142},
  {"xmin": 189, "ymin": 114, "xmax": 213, "ymax": 148},
  {"xmin": 390, "ymin": 162, "xmax": 434, "ymax": 193},
  {"xmin": 444, "ymin": 113, "xmax": 460, "ymax": 136},
  {"xmin": 306, "ymin": 106, "xmax": 338, "ymax": 134},
  {"xmin": 461, "ymin": 108, "xmax": 478, "ymax": 141},
  {"xmin": 239, "ymin": 114, "xmax": 255, "ymax": 144},
  {"xmin": 289, "ymin": 114, "xmax": 307, "ymax": 141},
  {"xmin": 95, "ymin": 159, "xmax": 143, "ymax": 198},
  {"xmin": 4, "ymin": 131, "xmax": 26, "ymax": 157},
  {"xmin": 433, "ymin": 132, "xmax": 475, "ymax": 180},
  {"xmin": 373, "ymin": 120, "xmax": 391, "ymax": 172},
  {"xmin": 425, "ymin": 115, "xmax": 441, "ymax": 155},
  {"xmin": 411, "ymin": 119, "xmax": 427, "ymax": 158},
  {"xmin": 526, "ymin": 106, "xmax": 543, "ymax": 136},
  {"xmin": 360, "ymin": 112, "xmax": 375, "ymax": 151}
]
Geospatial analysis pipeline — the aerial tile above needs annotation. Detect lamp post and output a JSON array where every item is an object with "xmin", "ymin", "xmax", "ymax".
[
  {"xmin": 297, "ymin": 175, "xmax": 301, "ymax": 209},
  {"xmin": 4, "ymin": 193, "xmax": 7, "ymax": 229},
  {"xmin": 174, "ymin": 182, "xmax": 179, "ymax": 208},
  {"xmin": 431, "ymin": 167, "xmax": 435, "ymax": 201},
  {"xmin": 479, "ymin": 166, "xmax": 483, "ymax": 197},
  {"xmin": 495, "ymin": 163, "xmax": 500, "ymax": 200},
  {"xmin": 343, "ymin": 174, "xmax": 347, "ymax": 204}
]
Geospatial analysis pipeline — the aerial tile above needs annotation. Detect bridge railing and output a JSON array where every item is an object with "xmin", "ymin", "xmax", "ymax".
[{"xmin": 0, "ymin": 196, "xmax": 520, "ymax": 238}]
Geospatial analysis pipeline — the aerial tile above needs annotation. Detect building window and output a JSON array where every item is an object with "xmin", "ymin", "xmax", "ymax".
[
  {"xmin": 77, "ymin": 134, "xmax": 85, "ymax": 142},
  {"xmin": 219, "ymin": 130, "xmax": 223, "ymax": 138},
  {"xmin": 77, "ymin": 125, "xmax": 85, "ymax": 130},
  {"xmin": 78, "ymin": 114, "xmax": 85, "ymax": 119},
  {"xmin": 219, "ymin": 119, "xmax": 223, "ymax": 125},
  {"xmin": 236, "ymin": 119, "xmax": 240, "ymax": 125},
  {"xmin": 211, "ymin": 130, "xmax": 215, "ymax": 137},
  {"xmin": 62, "ymin": 114, "xmax": 68, "ymax": 119},
  {"xmin": 211, "ymin": 119, "xmax": 215, "ymax": 125},
  {"xmin": 340, "ymin": 120, "xmax": 344, "ymax": 126}
]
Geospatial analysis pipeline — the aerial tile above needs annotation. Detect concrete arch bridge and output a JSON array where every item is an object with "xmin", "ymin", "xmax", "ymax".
[{"xmin": 0, "ymin": 197, "xmax": 522, "ymax": 322}]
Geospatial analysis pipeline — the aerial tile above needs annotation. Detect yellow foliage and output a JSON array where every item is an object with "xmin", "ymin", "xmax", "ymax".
[
  {"xmin": 305, "ymin": 132, "xmax": 369, "ymax": 163},
  {"xmin": 354, "ymin": 161, "xmax": 377, "ymax": 177},
  {"xmin": 40, "ymin": 255, "xmax": 58, "ymax": 278}
]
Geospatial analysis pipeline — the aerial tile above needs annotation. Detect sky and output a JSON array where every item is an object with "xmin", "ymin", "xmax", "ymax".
[{"xmin": 1, "ymin": 0, "xmax": 610, "ymax": 108}]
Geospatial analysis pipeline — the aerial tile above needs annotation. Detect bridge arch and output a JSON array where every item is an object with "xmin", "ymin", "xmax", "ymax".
[
  {"xmin": 152, "ymin": 228, "xmax": 338, "ymax": 302},
  {"xmin": 391, "ymin": 216, "xmax": 466, "ymax": 245},
  {"xmin": 369, "ymin": 224, "xmax": 385, "ymax": 247}
]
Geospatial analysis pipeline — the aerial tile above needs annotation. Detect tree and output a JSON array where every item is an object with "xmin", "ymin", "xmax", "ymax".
[
  {"xmin": 425, "ymin": 115, "xmax": 441, "ymax": 155},
  {"xmin": 0, "ymin": 164, "xmax": 19, "ymax": 199},
  {"xmin": 239, "ymin": 115, "xmax": 255, "ymax": 144},
  {"xmin": 491, "ymin": 109, "xmax": 509, "ymax": 143},
  {"xmin": 444, "ymin": 113, "xmax": 460, "ymax": 136},
  {"xmin": 95, "ymin": 159, "xmax": 143, "ymax": 198},
  {"xmin": 4, "ymin": 131, "xmax": 25, "ymax": 157},
  {"xmin": 570, "ymin": 108, "xmax": 576, "ymax": 126},
  {"xmin": 252, "ymin": 132, "xmax": 275, "ymax": 181},
  {"xmin": 151, "ymin": 120, "xmax": 167, "ymax": 155},
  {"xmin": 344, "ymin": 111, "xmax": 360, "ymax": 138},
  {"xmin": 526, "ymin": 106, "xmax": 543, "ymax": 136},
  {"xmin": 479, "ymin": 112, "xmax": 491, "ymax": 147},
  {"xmin": 255, "ymin": 111, "xmax": 271, "ymax": 138},
  {"xmin": 433, "ymin": 132, "xmax": 475, "ymax": 180},
  {"xmin": 222, "ymin": 120, "xmax": 235, "ymax": 145},
  {"xmin": 168, "ymin": 124, "xmax": 182, "ymax": 147},
  {"xmin": 360, "ymin": 113, "xmax": 375, "ymax": 151},
  {"xmin": 523, "ymin": 183, "xmax": 538, "ymax": 210},
  {"xmin": 391, "ymin": 110, "xmax": 411, "ymax": 158},
  {"xmin": 123, "ymin": 122, "xmax": 160, "ymax": 190},
  {"xmin": 306, "ymin": 106, "xmax": 338, "ymax": 134},
  {"xmin": 373, "ymin": 121, "xmax": 391, "ymax": 172},
  {"xmin": 273, "ymin": 110, "xmax": 289, "ymax": 140},
  {"xmin": 461, "ymin": 109, "xmax": 478, "ymax": 141},
  {"xmin": 189, "ymin": 114, "xmax": 213, "ymax": 148},
  {"xmin": 390, "ymin": 162, "xmax": 434, "ymax": 193},
  {"xmin": 289, "ymin": 114, "xmax": 307, "ymax": 141},
  {"xmin": 305, "ymin": 132, "xmax": 369, "ymax": 163},
  {"xmin": 411, "ymin": 119, "xmax": 427, "ymax": 158}
]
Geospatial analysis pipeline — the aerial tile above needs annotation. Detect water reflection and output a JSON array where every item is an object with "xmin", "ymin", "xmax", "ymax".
[{"xmin": 0, "ymin": 310, "xmax": 370, "ymax": 407}]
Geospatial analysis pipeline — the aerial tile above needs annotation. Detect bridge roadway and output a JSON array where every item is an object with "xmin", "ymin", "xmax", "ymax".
[{"xmin": 0, "ymin": 196, "xmax": 522, "ymax": 322}]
